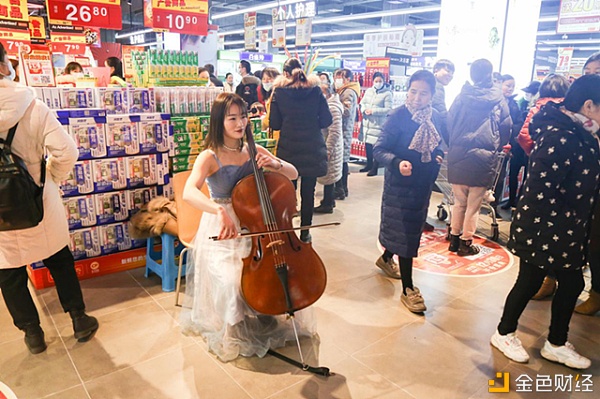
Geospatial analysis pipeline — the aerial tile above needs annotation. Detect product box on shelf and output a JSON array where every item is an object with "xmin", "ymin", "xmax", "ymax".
[
  {"xmin": 60, "ymin": 88, "xmax": 97, "ymax": 109},
  {"xmin": 98, "ymin": 87, "xmax": 129, "ymax": 114},
  {"xmin": 105, "ymin": 114, "xmax": 141, "ymax": 157},
  {"xmin": 92, "ymin": 158, "xmax": 128, "ymax": 192},
  {"xmin": 126, "ymin": 154, "xmax": 158, "ymax": 188},
  {"xmin": 61, "ymin": 160, "xmax": 94, "ymax": 196},
  {"xmin": 99, "ymin": 222, "xmax": 133, "ymax": 255},
  {"xmin": 68, "ymin": 117, "xmax": 107, "ymax": 159},
  {"xmin": 171, "ymin": 116, "xmax": 200, "ymax": 135},
  {"xmin": 55, "ymin": 108, "xmax": 107, "ymax": 119},
  {"xmin": 27, "ymin": 247, "xmax": 148, "ymax": 289},
  {"xmin": 126, "ymin": 186, "xmax": 158, "ymax": 217},
  {"xmin": 70, "ymin": 227, "xmax": 102, "ymax": 260},
  {"xmin": 173, "ymin": 143, "xmax": 202, "ymax": 156},
  {"xmin": 95, "ymin": 191, "xmax": 129, "ymax": 225},
  {"xmin": 129, "ymin": 88, "xmax": 155, "ymax": 114},
  {"xmin": 64, "ymin": 195, "xmax": 96, "ymax": 230},
  {"xmin": 138, "ymin": 113, "xmax": 170, "ymax": 154},
  {"xmin": 171, "ymin": 154, "xmax": 198, "ymax": 172}
]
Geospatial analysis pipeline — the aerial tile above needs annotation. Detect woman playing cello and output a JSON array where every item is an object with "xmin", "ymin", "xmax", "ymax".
[{"xmin": 180, "ymin": 92, "xmax": 316, "ymax": 362}]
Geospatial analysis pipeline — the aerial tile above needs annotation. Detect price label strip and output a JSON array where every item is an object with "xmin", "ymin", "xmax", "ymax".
[
  {"xmin": 0, "ymin": 19, "xmax": 31, "ymax": 56},
  {"xmin": 152, "ymin": 0, "xmax": 208, "ymax": 36},
  {"xmin": 46, "ymin": 0, "xmax": 122, "ymax": 30},
  {"xmin": 50, "ymin": 24, "xmax": 88, "ymax": 55}
]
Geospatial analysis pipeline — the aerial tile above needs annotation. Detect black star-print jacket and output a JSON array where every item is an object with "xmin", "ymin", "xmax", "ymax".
[{"xmin": 508, "ymin": 102, "xmax": 600, "ymax": 270}]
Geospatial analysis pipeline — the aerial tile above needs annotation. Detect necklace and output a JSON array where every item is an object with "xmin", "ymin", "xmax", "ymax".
[{"xmin": 222, "ymin": 141, "xmax": 241, "ymax": 152}]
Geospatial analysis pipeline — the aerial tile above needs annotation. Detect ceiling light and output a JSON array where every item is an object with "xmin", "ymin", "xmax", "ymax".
[
  {"xmin": 213, "ymin": 0, "xmax": 305, "ymax": 20},
  {"xmin": 538, "ymin": 15, "xmax": 559, "ymax": 23},
  {"xmin": 540, "ymin": 39, "xmax": 600, "ymax": 45},
  {"xmin": 311, "ymin": 23, "xmax": 439, "ymax": 38},
  {"xmin": 115, "ymin": 28, "xmax": 154, "ymax": 39}
]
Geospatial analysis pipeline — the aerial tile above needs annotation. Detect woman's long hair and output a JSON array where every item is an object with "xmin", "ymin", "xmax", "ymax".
[{"xmin": 105, "ymin": 57, "xmax": 124, "ymax": 79}]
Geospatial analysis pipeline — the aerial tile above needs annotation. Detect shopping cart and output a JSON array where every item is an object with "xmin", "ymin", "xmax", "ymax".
[{"xmin": 435, "ymin": 152, "xmax": 507, "ymax": 242}]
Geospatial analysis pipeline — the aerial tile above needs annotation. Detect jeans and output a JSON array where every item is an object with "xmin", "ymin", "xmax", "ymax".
[
  {"xmin": 508, "ymin": 146, "xmax": 528, "ymax": 206},
  {"xmin": 0, "ymin": 246, "xmax": 85, "ymax": 330},
  {"xmin": 498, "ymin": 260, "xmax": 584, "ymax": 346},
  {"xmin": 292, "ymin": 176, "xmax": 317, "ymax": 227},
  {"xmin": 450, "ymin": 185, "xmax": 487, "ymax": 240}
]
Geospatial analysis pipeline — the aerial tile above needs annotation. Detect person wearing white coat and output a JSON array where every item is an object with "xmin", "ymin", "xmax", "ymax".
[
  {"xmin": 0, "ymin": 43, "xmax": 98, "ymax": 354},
  {"xmin": 360, "ymin": 72, "xmax": 393, "ymax": 176}
]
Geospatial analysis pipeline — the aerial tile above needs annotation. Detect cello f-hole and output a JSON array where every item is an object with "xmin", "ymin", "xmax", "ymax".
[
  {"xmin": 287, "ymin": 232, "xmax": 302, "ymax": 251},
  {"xmin": 253, "ymin": 235, "xmax": 264, "ymax": 261}
]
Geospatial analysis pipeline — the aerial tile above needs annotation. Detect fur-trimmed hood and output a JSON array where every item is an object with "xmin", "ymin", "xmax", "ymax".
[{"xmin": 273, "ymin": 73, "xmax": 321, "ymax": 89}]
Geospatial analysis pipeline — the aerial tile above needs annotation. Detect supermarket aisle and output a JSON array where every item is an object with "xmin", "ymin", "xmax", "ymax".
[{"xmin": 1, "ymin": 165, "xmax": 598, "ymax": 399}]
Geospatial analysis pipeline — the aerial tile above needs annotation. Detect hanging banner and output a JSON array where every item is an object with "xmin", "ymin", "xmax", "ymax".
[
  {"xmin": 21, "ymin": 44, "xmax": 56, "ymax": 87},
  {"xmin": 258, "ymin": 29, "xmax": 269, "ymax": 53},
  {"xmin": 556, "ymin": 47, "xmax": 574, "ymax": 73},
  {"xmin": 273, "ymin": 1, "xmax": 318, "ymax": 22},
  {"xmin": 0, "ymin": 0, "xmax": 28, "ymax": 22},
  {"xmin": 295, "ymin": 17, "xmax": 312, "ymax": 47},
  {"xmin": 365, "ymin": 57, "xmax": 390, "ymax": 88},
  {"xmin": 46, "ymin": 0, "xmax": 122, "ymax": 30},
  {"xmin": 364, "ymin": 27, "xmax": 424, "ymax": 58},
  {"xmin": 557, "ymin": 0, "xmax": 600, "ymax": 34},
  {"xmin": 0, "ymin": 19, "xmax": 30, "ymax": 56},
  {"xmin": 271, "ymin": 8, "xmax": 286, "ymax": 48},
  {"xmin": 144, "ymin": 0, "xmax": 153, "ymax": 27},
  {"xmin": 152, "ymin": 0, "xmax": 208, "ymax": 36},
  {"xmin": 244, "ymin": 12, "xmax": 256, "ymax": 50},
  {"xmin": 29, "ymin": 16, "xmax": 47, "ymax": 44}
]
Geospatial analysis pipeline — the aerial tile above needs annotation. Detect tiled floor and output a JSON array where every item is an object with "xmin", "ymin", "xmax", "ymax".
[{"xmin": 1, "ymin": 165, "xmax": 599, "ymax": 399}]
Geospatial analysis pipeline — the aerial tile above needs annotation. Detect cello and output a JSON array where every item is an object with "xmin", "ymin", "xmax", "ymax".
[{"xmin": 230, "ymin": 124, "xmax": 330, "ymax": 375}]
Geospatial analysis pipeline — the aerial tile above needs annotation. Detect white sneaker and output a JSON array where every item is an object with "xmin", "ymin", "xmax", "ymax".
[
  {"xmin": 540, "ymin": 341, "xmax": 591, "ymax": 369},
  {"xmin": 490, "ymin": 330, "xmax": 529, "ymax": 363}
]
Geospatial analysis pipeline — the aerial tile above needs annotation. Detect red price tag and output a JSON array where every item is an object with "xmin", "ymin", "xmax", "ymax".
[
  {"xmin": 3, "ymin": 39, "xmax": 31, "ymax": 56},
  {"xmin": 47, "ymin": 0, "xmax": 122, "ymax": 30},
  {"xmin": 152, "ymin": 9, "xmax": 208, "ymax": 35},
  {"xmin": 51, "ymin": 42, "xmax": 86, "ymax": 55}
]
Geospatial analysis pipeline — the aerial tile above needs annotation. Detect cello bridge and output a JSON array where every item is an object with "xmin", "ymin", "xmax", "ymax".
[{"xmin": 266, "ymin": 239, "xmax": 285, "ymax": 249}]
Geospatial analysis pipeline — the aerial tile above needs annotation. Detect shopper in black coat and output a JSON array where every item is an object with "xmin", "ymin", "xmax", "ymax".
[
  {"xmin": 491, "ymin": 74, "xmax": 600, "ymax": 370},
  {"xmin": 270, "ymin": 58, "xmax": 332, "ymax": 242},
  {"xmin": 374, "ymin": 70, "xmax": 444, "ymax": 314}
]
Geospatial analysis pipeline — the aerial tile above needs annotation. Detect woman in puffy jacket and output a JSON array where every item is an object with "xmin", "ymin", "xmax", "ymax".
[
  {"xmin": 314, "ymin": 83, "xmax": 344, "ymax": 214},
  {"xmin": 270, "ymin": 58, "xmax": 332, "ymax": 243},
  {"xmin": 360, "ymin": 72, "xmax": 392, "ymax": 176}
]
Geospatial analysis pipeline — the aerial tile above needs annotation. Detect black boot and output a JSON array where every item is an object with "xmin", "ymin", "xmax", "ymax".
[
  {"xmin": 300, "ymin": 230, "xmax": 312, "ymax": 243},
  {"xmin": 314, "ymin": 203, "xmax": 334, "ymax": 214},
  {"xmin": 70, "ymin": 310, "xmax": 99, "ymax": 342},
  {"xmin": 457, "ymin": 239, "xmax": 480, "ymax": 257},
  {"xmin": 359, "ymin": 164, "xmax": 372, "ymax": 173},
  {"xmin": 23, "ymin": 324, "xmax": 47, "ymax": 354},
  {"xmin": 448, "ymin": 234, "xmax": 460, "ymax": 252}
]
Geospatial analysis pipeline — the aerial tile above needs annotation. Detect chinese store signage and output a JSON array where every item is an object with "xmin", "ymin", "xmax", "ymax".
[
  {"xmin": 273, "ymin": 1, "xmax": 317, "ymax": 22},
  {"xmin": 46, "ymin": 0, "xmax": 122, "ymax": 30},
  {"xmin": 152, "ymin": 0, "xmax": 208, "ymax": 36},
  {"xmin": 0, "ymin": 0, "xmax": 27, "ymax": 22}
]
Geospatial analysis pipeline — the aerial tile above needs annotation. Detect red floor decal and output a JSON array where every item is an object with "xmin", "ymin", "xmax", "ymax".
[{"xmin": 378, "ymin": 229, "xmax": 514, "ymax": 277}]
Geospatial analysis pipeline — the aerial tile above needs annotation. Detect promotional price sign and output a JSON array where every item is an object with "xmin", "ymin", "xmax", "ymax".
[
  {"xmin": 557, "ymin": 0, "xmax": 600, "ymax": 33},
  {"xmin": 152, "ymin": 0, "xmax": 208, "ymax": 36},
  {"xmin": 29, "ymin": 16, "xmax": 47, "ymax": 44},
  {"xmin": 0, "ymin": 0, "xmax": 28, "ymax": 22},
  {"xmin": 0, "ymin": 19, "xmax": 30, "ymax": 56},
  {"xmin": 46, "ymin": 0, "xmax": 122, "ymax": 30},
  {"xmin": 556, "ymin": 47, "xmax": 574, "ymax": 73},
  {"xmin": 21, "ymin": 44, "xmax": 56, "ymax": 87},
  {"xmin": 295, "ymin": 17, "xmax": 312, "ymax": 47},
  {"xmin": 50, "ymin": 24, "xmax": 88, "ymax": 55}
]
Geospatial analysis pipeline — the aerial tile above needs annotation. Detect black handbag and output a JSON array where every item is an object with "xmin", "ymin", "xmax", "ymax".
[{"xmin": 0, "ymin": 123, "xmax": 45, "ymax": 231}]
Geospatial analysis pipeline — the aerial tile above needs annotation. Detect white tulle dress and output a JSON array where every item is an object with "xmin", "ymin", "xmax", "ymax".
[{"xmin": 180, "ymin": 152, "xmax": 316, "ymax": 362}]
